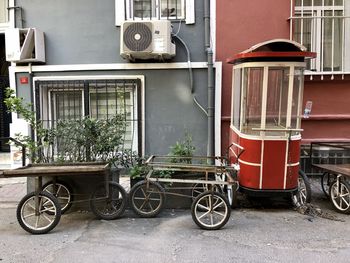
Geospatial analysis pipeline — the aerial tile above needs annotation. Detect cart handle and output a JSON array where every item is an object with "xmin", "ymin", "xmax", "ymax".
[
  {"xmin": 227, "ymin": 142, "xmax": 245, "ymax": 160},
  {"xmin": 145, "ymin": 155, "xmax": 155, "ymax": 164}
]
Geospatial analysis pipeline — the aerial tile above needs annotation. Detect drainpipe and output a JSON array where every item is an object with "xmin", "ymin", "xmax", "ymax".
[{"xmin": 204, "ymin": 0, "xmax": 214, "ymax": 161}]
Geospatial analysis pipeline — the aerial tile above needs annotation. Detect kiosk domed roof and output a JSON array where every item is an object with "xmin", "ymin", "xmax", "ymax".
[{"xmin": 227, "ymin": 39, "xmax": 316, "ymax": 64}]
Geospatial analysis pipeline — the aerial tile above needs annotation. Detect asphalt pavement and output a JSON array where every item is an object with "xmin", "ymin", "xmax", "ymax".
[{"xmin": 0, "ymin": 177, "xmax": 349, "ymax": 263}]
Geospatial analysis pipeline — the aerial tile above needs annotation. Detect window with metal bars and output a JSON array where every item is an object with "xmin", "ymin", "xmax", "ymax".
[
  {"xmin": 290, "ymin": 0, "xmax": 347, "ymax": 73},
  {"xmin": 35, "ymin": 79, "xmax": 141, "ymax": 154},
  {"xmin": 128, "ymin": 0, "xmax": 185, "ymax": 20}
]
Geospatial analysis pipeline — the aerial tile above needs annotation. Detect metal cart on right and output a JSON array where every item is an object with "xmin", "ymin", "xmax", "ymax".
[{"xmin": 310, "ymin": 142, "xmax": 350, "ymax": 214}]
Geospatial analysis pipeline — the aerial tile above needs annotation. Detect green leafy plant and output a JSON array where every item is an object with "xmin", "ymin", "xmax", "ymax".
[
  {"xmin": 169, "ymin": 133, "xmax": 196, "ymax": 163},
  {"xmin": 128, "ymin": 133, "xmax": 196, "ymax": 179},
  {"xmin": 4, "ymin": 88, "xmax": 52, "ymax": 163},
  {"xmin": 4, "ymin": 88, "xmax": 127, "ymax": 165}
]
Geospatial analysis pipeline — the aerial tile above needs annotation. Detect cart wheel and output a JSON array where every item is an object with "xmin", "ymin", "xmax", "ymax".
[
  {"xmin": 321, "ymin": 172, "xmax": 336, "ymax": 198},
  {"xmin": 329, "ymin": 179, "xmax": 350, "ymax": 214},
  {"xmin": 191, "ymin": 178, "xmax": 222, "ymax": 201},
  {"xmin": 43, "ymin": 181, "xmax": 73, "ymax": 214},
  {"xmin": 90, "ymin": 181, "xmax": 127, "ymax": 220},
  {"xmin": 16, "ymin": 191, "xmax": 61, "ymax": 235},
  {"xmin": 226, "ymin": 182, "xmax": 239, "ymax": 208},
  {"xmin": 191, "ymin": 191, "xmax": 231, "ymax": 230},
  {"xmin": 129, "ymin": 180, "xmax": 165, "ymax": 218},
  {"xmin": 291, "ymin": 170, "xmax": 311, "ymax": 207}
]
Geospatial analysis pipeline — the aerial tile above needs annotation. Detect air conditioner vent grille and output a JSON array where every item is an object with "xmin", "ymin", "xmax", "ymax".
[{"xmin": 123, "ymin": 22, "xmax": 152, "ymax": 52}]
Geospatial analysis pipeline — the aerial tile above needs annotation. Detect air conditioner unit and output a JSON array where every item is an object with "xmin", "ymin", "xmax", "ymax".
[
  {"xmin": 5, "ymin": 28, "xmax": 46, "ymax": 63},
  {"xmin": 120, "ymin": 20, "xmax": 175, "ymax": 61}
]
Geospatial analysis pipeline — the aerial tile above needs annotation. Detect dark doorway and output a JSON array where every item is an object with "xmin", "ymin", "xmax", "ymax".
[{"xmin": 0, "ymin": 33, "xmax": 11, "ymax": 152}]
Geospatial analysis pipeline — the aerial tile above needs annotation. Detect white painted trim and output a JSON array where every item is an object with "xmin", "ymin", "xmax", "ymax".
[
  {"xmin": 233, "ymin": 61, "xmax": 306, "ymax": 70},
  {"xmin": 238, "ymin": 159, "xmax": 261, "ymax": 167},
  {"xmin": 286, "ymin": 66, "xmax": 295, "ymax": 128},
  {"xmin": 214, "ymin": 62, "xmax": 222, "ymax": 160},
  {"xmin": 287, "ymin": 162, "xmax": 300, "ymax": 167},
  {"xmin": 186, "ymin": 0, "xmax": 195, "ymax": 24},
  {"xmin": 259, "ymin": 140, "xmax": 264, "ymax": 189},
  {"xmin": 32, "ymin": 75, "xmax": 146, "ymax": 156},
  {"xmin": 229, "ymin": 148, "xmax": 238, "ymax": 159},
  {"xmin": 10, "ymin": 62, "xmax": 208, "ymax": 73},
  {"xmin": 115, "ymin": 0, "xmax": 126, "ymax": 26},
  {"xmin": 230, "ymin": 125, "xmax": 302, "ymax": 141}
]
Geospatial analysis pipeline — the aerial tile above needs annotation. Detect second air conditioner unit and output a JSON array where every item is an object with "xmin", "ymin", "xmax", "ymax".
[{"xmin": 120, "ymin": 20, "xmax": 176, "ymax": 61}]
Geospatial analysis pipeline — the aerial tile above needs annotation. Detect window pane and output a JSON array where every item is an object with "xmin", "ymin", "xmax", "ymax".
[
  {"xmin": 232, "ymin": 68, "xmax": 241, "ymax": 129},
  {"xmin": 242, "ymin": 68, "xmax": 263, "ymax": 135},
  {"xmin": 89, "ymin": 83, "xmax": 136, "ymax": 150},
  {"xmin": 294, "ymin": 12, "xmax": 313, "ymax": 69},
  {"xmin": 0, "ymin": 0, "xmax": 8, "ymax": 23},
  {"xmin": 266, "ymin": 68, "xmax": 289, "ymax": 134},
  {"xmin": 295, "ymin": 0, "xmax": 343, "ymax": 6},
  {"xmin": 133, "ymin": 0, "xmax": 155, "ymax": 19},
  {"xmin": 54, "ymin": 91, "xmax": 82, "ymax": 120},
  {"xmin": 160, "ymin": 0, "xmax": 184, "ymax": 19},
  {"xmin": 291, "ymin": 68, "xmax": 304, "ymax": 131},
  {"xmin": 323, "ymin": 10, "xmax": 343, "ymax": 71}
]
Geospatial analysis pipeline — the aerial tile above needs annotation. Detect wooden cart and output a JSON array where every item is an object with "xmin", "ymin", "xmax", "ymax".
[
  {"xmin": 128, "ymin": 155, "xmax": 239, "ymax": 230},
  {"xmin": 0, "ymin": 163, "xmax": 127, "ymax": 234},
  {"xmin": 312, "ymin": 163, "xmax": 350, "ymax": 214},
  {"xmin": 310, "ymin": 142, "xmax": 350, "ymax": 214}
]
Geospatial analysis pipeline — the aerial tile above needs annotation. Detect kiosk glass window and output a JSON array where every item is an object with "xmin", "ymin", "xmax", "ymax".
[
  {"xmin": 291, "ymin": 68, "xmax": 304, "ymax": 131},
  {"xmin": 232, "ymin": 68, "xmax": 242, "ymax": 129},
  {"xmin": 241, "ymin": 67, "xmax": 263, "ymax": 135},
  {"xmin": 266, "ymin": 67, "xmax": 290, "ymax": 132}
]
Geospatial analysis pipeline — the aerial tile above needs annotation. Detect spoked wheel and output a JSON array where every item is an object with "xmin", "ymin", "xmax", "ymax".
[
  {"xmin": 321, "ymin": 172, "xmax": 337, "ymax": 198},
  {"xmin": 291, "ymin": 170, "xmax": 312, "ymax": 207},
  {"xmin": 329, "ymin": 179, "xmax": 350, "ymax": 214},
  {"xmin": 90, "ymin": 181, "xmax": 127, "ymax": 220},
  {"xmin": 16, "ymin": 191, "xmax": 61, "ymax": 235},
  {"xmin": 191, "ymin": 191, "xmax": 231, "ymax": 230},
  {"xmin": 191, "ymin": 178, "xmax": 222, "ymax": 201},
  {"xmin": 43, "ymin": 181, "xmax": 73, "ymax": 214},
  {"xmin": 129, "ymin": 180, "xmax": 165, "ymax": 218}
]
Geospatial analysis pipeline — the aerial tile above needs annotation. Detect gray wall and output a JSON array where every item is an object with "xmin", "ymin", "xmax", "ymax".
[
  {"xmin": 16, "ymin": 0, "xmax": 207, "ymax": 64},
  {"xmin": 16, "ymin": 68, "xmax": 209, "ymax": 156}
]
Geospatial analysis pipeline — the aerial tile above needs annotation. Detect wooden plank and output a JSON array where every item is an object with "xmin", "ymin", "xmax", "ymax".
[
  {"xmin": 312, "ymin": 164, "xmax": 350, "ymax": 177},
  {"xmin": 2, "ymin": 164, "xmax": 109, "ymax": 178}
]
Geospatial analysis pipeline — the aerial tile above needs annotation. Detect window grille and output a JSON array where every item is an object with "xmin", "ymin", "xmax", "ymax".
[
  {"xmin": 127, "ymin": 0, "xmax": 185, "ymax": 20},
  {"xmin": 290, "ymin": 0, "xmax": 347, "ymax": 73},
  {"xmin": 34, "ymin": 79, "xmax": 141, "ymax": 162}
]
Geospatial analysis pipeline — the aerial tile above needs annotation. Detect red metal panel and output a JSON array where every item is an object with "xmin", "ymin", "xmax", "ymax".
[
  {"xmin": 262, "ymin": 140, "xmax": 286, "ymax": 189},
  {"xmin": 288, "ymin": 140, "xmax": 301, "ymax": 164},
  {"xmin": 239, "ymin": 162, "xmax": 260, "ymax": 189},
  {"xmin": 286, "ymin": 166, "xmax": 299, "ymax": 189},
  {"xmin": 239, "ymin": 137, "xmax": 262, "ymax": 164}
]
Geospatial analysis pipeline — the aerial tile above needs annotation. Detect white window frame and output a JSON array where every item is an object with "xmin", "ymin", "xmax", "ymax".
[
  {"xmin": 115, "ymin": 0, "xmax": 195, "ymax": 26},
  {"xmin": 0, "ymin": 0, "xmax": 13, "ymax": 33},
  {"xmin": 291, "ymin": 0, "xmax": 347, "ymax": 73},
  {"xmin": 34, "ymin": 76, "xmax": 144, "ymax": 154}
]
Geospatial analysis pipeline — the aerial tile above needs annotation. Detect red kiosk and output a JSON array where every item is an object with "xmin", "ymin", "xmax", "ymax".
[{"xmin": 227, "ymin": 39, "xmax": 316, "ymax": 204}]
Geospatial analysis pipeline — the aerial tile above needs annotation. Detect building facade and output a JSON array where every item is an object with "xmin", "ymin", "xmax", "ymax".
[
  {"xmin": 1, "ymin": 0, "xmax": 223, "ymax": 166},
  {"xmin": 217, "ymin": 0, "xmax": 350, "ymax": 154}
]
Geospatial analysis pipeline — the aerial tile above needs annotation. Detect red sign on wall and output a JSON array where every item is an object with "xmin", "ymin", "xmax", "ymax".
[{"xmin": 20, "ymin": 76, "xmax": 29, "ymax": 84}]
